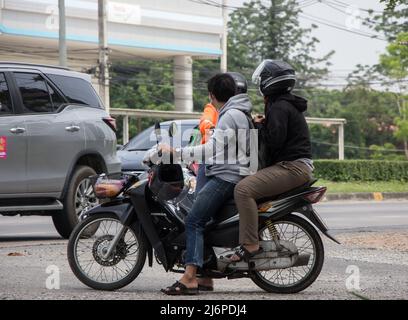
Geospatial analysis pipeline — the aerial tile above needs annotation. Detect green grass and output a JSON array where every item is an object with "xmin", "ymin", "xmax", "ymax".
[{"xmin": 317, "ymin": 180, "xmax": 408, "ymax": 194}]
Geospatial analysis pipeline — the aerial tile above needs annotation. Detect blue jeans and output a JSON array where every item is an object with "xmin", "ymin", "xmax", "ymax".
[
  {"xmin": 184, "ymin": 176, "xmax": 235, "ymax": 267},
  {"xmin": 195, "ymin": 164, "xmax": 209, "ymax": 197}
]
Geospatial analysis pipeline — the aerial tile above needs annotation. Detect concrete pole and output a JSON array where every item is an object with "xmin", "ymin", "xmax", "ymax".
[
  {"xmin": 220, "ymin": 0, "xmax": 228, "ymax": 72},
  {"xmin": 98, "ymin": 0, "xmax": 110, "ymax": 113},
  {"xmin": 58, "ymin": 0, "xmax": 67, "ymax": 67},
  {"xmin": 122, "ymin": 115, "xmax": 129, "ymax": 145},
  {"xmin": 338, "ymin": 123, "xmax": 344, "ymax": 160},
  {"xmin": 174, "ymin": 56, "xmax": 193, "ymax": 112}
]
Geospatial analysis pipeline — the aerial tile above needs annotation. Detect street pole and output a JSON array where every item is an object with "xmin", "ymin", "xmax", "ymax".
[
  {"xmin": 98, "ymin": 0, "xmax": 110, "ymax": 113},
  {"xmin": 58, "ymin": 0, "xmax": 67, "ymax": 67},
  {"xmin": 220, "ymin": 0, "xmax": 228, "ymax": 72},
  {"xmin": 338, "ymin": 123, "xmax": 344, "ymax": 160}
]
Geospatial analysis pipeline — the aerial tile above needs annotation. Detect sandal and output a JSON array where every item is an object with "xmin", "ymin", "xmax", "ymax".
[
  {"xmin": 161, "ymin": 281, "xmax": 199, "ymax": 296},
  {"xmin": 198, "ymin": 284, "xmax": 214, "ymax": 292},
  {"xmin": 228, "ymin": 245, "xmax": 263, "ymax": 263}
]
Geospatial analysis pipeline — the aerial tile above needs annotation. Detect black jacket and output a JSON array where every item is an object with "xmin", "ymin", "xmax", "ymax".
[{"xmin": 257, "ymin": 93, "xmax": 312, "ymax": 167}]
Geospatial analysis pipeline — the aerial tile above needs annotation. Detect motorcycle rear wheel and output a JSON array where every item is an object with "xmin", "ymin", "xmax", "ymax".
[
  {"xmin": 67, "ymin": 213, "xmax": 147, "ymax": 291},
  {"xmin": 251, "ymin": 214, "xmax": 324, "ymax": 294}
]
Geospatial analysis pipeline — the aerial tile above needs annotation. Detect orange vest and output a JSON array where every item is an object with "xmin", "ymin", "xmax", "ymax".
[{"xmin": 199, "ymin": 103, "xmax": 218, "ymax": 144}]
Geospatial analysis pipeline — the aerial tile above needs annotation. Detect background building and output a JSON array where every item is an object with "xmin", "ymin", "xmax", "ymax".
[{"xmin": 0, "ymin": 0, "xmax": 224, "ymax": 112}]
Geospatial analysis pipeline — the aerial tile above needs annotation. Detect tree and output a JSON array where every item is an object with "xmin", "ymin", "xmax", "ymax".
[
  {"xmin": 227, "ymin": 0, "xmax": 334, "ymax": 88},
  {"xmin": 380, "ymin": 32, "xmax": 408, "ymax": 158},
  {"xmin": 367, "ymin": 1, "xmax": 407, "ymax": 42},
  {"xmin": 380, "ymin": 0, "xmax": 407, "ymax": 11}
]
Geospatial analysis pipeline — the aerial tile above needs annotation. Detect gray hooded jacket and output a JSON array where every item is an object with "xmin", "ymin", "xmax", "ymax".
[{"xmin": 181, "ymin": 94, "xmax": 254, "ymax": 184}]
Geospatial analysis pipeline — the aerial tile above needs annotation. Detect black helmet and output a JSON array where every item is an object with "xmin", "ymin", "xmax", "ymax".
[
  {"xmin": 148, "ymin": 164, "xmax": 185, "ymax": 201},
  {"xmin": 227, "ymin": 72, "xmax": 248, "ymax": 94},
  {"xmin": 252, "ymin": 60, "xmax": 296, "ymax": 97}
]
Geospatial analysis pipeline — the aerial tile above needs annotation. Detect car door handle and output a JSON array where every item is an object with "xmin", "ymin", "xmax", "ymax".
[
  {"xmin": 65, "ymin": 125, "xmax": 80, "ymax": 132},
  {"xmin": 10, "ymin": 127, "xmax": 26, "ymax": 134}
]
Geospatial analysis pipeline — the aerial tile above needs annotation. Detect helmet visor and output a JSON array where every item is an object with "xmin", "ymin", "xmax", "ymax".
[{"xmin": 252, "ymin": 59, "xmax": 273, "ymax": 85}]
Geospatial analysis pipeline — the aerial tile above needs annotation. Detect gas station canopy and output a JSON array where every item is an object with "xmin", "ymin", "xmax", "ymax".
[{"xmin": 0, "ymin": 0, "xmax": 223, "ymax": 69}]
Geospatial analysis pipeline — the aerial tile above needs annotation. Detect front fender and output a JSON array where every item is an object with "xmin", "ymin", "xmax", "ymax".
[{"xmin": 82, "ymin": 199, "xmax": 134, "ymax": 226}]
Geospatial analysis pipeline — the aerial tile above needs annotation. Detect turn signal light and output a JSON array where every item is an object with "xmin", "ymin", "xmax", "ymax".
[{"xmin": 103, "ymin": 116, "xmax": 117, "ymax": 132}]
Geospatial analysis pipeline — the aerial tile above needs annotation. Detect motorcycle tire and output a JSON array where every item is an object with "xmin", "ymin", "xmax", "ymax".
[
  {"xmin": 251, "ymin": 214, "xmax": 324, "ymax": 294},
  {"xmin": 67, "ymin": 213, "xmax": 147, "ymax": 291}
]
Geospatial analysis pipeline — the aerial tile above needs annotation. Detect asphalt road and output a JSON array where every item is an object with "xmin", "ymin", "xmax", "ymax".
[
  {"xmin": 1, "ymin": 200, "xmax": 407, "ymax": 241},
  {"xmin": 0, "ymin": 200, "xmax": 407, "ymax": 300}
]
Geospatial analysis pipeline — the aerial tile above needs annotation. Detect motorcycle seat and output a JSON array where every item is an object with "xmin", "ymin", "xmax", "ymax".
[
  {"xmin": 256, "ymin": 178, "xmax": 318, "ymax": 204},
  {"xmin": 208, "ymin": 179, "xmax": 317, "ymax": 226},
  {"xmin": 220, "ymin": 179, "xmax": 317, "ymax": 207}
]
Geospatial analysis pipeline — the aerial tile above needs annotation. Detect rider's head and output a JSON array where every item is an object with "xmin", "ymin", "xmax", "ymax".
[
  {"xmin": 207, "ymin": 73, "xmax": 237, "ymax": 108},
  {"xmin": 252, "ymin": 60, "xmax": 296, "ymax": 97},
  {"xmin": 227, "ymin": 72, "xmax": 248, "ymax": 94}
]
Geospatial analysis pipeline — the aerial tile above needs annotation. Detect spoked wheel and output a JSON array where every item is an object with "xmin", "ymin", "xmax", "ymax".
[
  {"xmin": 251, "ymin": 214, "xmax": 324, "ymax": 294},
  {"xmin": 67, "ymin": 213, "xmax": 147, "ymax": 291}
]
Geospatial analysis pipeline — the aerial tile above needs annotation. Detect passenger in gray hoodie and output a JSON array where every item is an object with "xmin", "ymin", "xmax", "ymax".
[{"xmin": 160, "ymin": 73, "xmax": 253, "ymax": 295}]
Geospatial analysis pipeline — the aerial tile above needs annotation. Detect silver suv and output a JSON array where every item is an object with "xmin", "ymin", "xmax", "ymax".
[{"xmin": 0, "ymin": 62, "xmax": 121, "ymax": 238}]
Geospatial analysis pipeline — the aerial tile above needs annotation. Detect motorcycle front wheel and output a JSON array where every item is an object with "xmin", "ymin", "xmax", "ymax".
[
  {"xmin": 67, "ymin": 213, "xmax": 147, "ymax": 291},
  {"xmin": 251, "ymin": 214, "xmax": 324, "ymax": 294}
]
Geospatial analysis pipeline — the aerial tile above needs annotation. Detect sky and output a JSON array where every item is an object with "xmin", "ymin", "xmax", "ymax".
[{"xmin": 229, "ymin": 0, "xmax": 389, "ymax": 85}]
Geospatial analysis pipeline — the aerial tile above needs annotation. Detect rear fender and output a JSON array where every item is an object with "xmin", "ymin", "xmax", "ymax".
[{"xmin": 260, "ymin": 202, "xmax": 340, "ymax": 244}]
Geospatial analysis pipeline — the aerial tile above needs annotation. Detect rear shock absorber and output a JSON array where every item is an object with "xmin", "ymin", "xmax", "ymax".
[{"xmin": 265, "ymin": 219, "xmax": 282, "ymax": 251}]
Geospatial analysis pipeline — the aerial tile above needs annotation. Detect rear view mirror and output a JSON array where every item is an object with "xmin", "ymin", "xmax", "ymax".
[
  {"xmin": 154, "ymin": 121, "xmax": 162, "ymax": 142},
  {"xmin": 169, "ymin": 122, "xmax": 179, "ymax": 138}
]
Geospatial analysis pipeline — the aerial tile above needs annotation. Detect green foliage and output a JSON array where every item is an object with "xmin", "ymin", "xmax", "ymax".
[
  {"xmin": 368, "ymin": 2, "xmax": 407, "ymax": 41},
  {"xmin": 380, "ymin": 0, "xmax": 407, "ymax": 11},
  {"xmin": 313, "ymin": 160, "xmax": 408, "ymax": 181},
  {"xmin": 369, "ymin": 143, "xmax": 406, "ymax": 160},
  {"xmin": 380, "ymin": 32, "xmax": 408, "ymax": 81},
  {"xmin": 305, "ymin": 88, "xmax": 405, "ymax": 159},
  {"xmin": 379, "ymin": 32, "xmax": 408, "ymax": 157},
  {"xmin": 319, "ymin": 179, "xmax": 408, "ymax": 193}
]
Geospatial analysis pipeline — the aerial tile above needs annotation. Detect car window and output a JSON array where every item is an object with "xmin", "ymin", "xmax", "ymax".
[
  {"xmin": 124, "ymin": 124, "xmax": 195, "ymax": 150},
  {"xmin": 124, "ymin": 126, "xmax": 168, "ymax": 150},
  {"xmin": 0, "ymin": 73, "xmax": 13, "ymax": 115},
  {"xmin": 47, "ymin": 82, "xmax": 66, "ymax": 110},
  {"xmin": 14, "ymin": 72, "xmax": 54, "ymax": 113},
  {"xmin": 46, "ymin": 74, "xmax": 103, "ymax": 109}
]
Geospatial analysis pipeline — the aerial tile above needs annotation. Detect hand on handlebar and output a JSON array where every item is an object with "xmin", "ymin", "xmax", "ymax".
[
  {"xmin": 142, "ymin": 144, "xmax": 178, "ymax": 166},
  {"xmin": 158, "ymin": 143, "xmax": 174, "ymax": 154}
]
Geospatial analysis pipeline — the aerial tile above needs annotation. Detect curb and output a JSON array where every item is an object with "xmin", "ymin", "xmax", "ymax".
[{"xmin": 323, "ymin": 192, "xmax": 408, "ymax": 202}]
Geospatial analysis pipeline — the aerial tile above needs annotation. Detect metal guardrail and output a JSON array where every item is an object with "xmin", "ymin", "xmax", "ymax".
[{"xmin": 110, "ymin": 108, "xmax": 347, "ymax": 160}]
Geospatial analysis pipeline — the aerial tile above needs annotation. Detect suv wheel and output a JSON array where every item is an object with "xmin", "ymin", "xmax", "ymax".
[{"xmin": 53, "ymin": 165, "xmax": 98, "ymax": 239}]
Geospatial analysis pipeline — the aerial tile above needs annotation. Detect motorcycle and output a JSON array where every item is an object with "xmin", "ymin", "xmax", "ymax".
[{"xmin": 67, "ymin": 122, "xmax": 339, "ymax": 294}]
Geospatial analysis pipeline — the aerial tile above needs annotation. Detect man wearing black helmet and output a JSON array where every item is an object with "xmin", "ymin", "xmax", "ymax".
[{"xmin": 230, "ymin": 60, "xmax": 314, "ymax": 262}]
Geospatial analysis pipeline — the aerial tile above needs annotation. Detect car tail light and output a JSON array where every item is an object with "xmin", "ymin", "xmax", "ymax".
[
  {"xmin": 103, "ymin": 116, "xmax": 117, "ymax": 132},
  {"xmin": 302, "ymin": 187, "xmax": 327, "ymax": 204}
]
